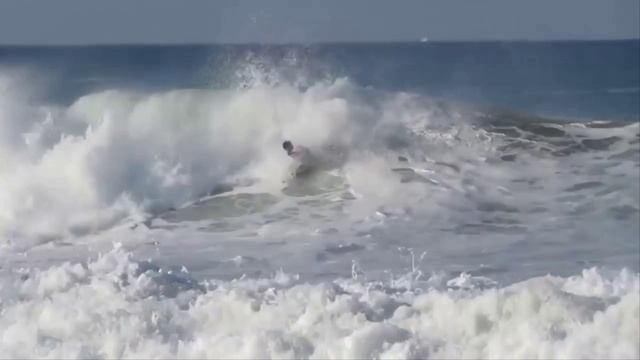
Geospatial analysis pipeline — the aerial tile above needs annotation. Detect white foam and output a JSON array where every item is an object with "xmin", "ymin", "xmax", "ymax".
[
  {"xmin": 0, "ymin": 67, "xmax": 490, "ymax": 246},
  {"xmin": 0, "ymin": 247, "xmax": 637, "ymax": 359}
]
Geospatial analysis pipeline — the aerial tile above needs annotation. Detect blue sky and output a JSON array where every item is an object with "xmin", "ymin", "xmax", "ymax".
[{"xmin": 0, "ymin": 0, "xmax": 638, "ymax": 44}]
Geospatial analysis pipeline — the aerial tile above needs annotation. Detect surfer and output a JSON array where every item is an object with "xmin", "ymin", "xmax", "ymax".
[{"xmin": 282, "ymin": 140, "xmax": 317, "ymax": 176}]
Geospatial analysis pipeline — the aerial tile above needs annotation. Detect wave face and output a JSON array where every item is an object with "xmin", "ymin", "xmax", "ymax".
[{"xmin": 0, "ymin": 43, "xmax": 638, "ymax": 358}]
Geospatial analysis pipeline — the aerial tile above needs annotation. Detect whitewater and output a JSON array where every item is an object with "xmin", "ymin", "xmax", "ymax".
[{"xmin": 0, "ymin": 43, "xmax": 638, "ymax": 359}]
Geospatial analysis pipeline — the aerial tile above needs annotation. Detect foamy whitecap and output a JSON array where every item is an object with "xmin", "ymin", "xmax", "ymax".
[
  {"xmin": 0, "ymin": 247, "xmax": 637, "ymax": 359},
  {"xmin": 0, "ymin": 69, "xmax": 488, "ymax": 246}
]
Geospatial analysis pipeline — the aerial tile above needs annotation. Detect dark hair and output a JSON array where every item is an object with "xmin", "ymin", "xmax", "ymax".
[{"xmin": 282, "ymin": 140, "xmax": 293, "ymax": 151}]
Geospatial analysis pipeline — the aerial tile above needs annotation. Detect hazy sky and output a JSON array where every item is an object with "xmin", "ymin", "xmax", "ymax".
[{"xmin": 0, "ymin": 0, "xmax": 638, "ymax": 44}]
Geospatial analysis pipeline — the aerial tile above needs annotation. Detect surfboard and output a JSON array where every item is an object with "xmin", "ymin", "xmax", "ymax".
[{"xmin": 282, "ymin": 171, "xmax": 347, "ymax": 197}]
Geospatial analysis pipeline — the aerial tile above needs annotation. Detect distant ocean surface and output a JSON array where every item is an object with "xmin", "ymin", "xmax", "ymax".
[
  {"xmin": 0, "ymin": 41, "xmax": 638, "ymax": 358},
  {"xmin": 1, "ymin": 41, "xmax": 638, "ymax": 120}
]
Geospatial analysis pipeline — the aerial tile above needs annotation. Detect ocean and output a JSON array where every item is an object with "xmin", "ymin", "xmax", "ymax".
[{"xmin": 0, "ymin": 41, "xmax": 638, "ymax": 358}]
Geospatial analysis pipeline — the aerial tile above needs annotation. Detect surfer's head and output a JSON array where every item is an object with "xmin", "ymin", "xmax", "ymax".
[{"xmin": 282, "ymin": 140, "xmax": 293, "ymax": 153}]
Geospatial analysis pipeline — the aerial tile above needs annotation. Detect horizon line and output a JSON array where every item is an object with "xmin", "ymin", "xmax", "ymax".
[{"xmin": 1, "ymin": 38, "xmax": 639, "ymax": 47}]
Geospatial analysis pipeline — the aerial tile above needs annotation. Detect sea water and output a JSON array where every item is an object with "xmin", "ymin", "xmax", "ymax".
[{"xmin": 0, "ymin": 42, "xmax": 638, "ymax": 358}]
